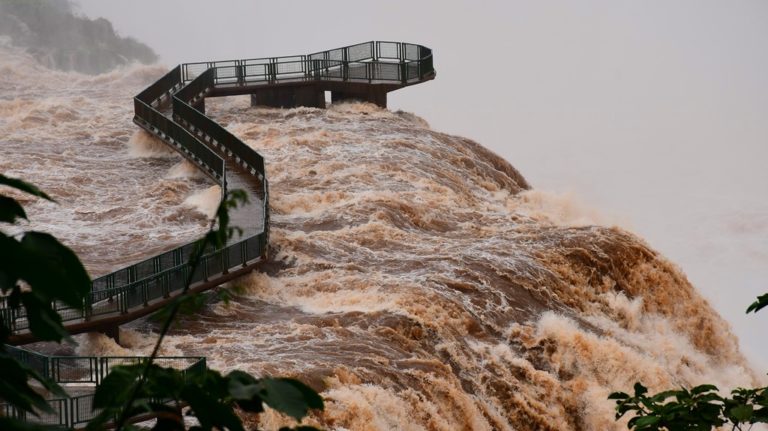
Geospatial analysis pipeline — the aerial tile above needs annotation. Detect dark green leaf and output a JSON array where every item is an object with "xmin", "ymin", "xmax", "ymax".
[
  {"xmin": 19, "ymin": 293, "xmax": 70, "ymax": 342},
  {"xmin": 19, "ymin": 231, "xmax": 90, "ymax": 306},
  {"xmin": 0, "ymin": 196, "xmax": 27, "ymax": 223},
  {"xmin": 691, "ymin": 384, "xmax": 719, "ymax": 395},
  {"xmin": 633, "ymin": 415, "xmax": 661, "ymax": 427},
  {"xmin": 729, "ymin": 404, "xmax": 754, "ymax": 421},
  {"xmin": 0, "ymin": 174, "xmax": 54, "ymax": 202},
  {"xmin": 0, "ymin": 356, "xmax": 57, "ymax": 415},
  {"xmin": 181, "ymin": 385, "xmax": 244, "ymax": 431},
  {"xmin": 608, "ymin": 391, "xmax": 629, "ymax": 400},
  {"xmin": 227, "ymin": 370, "xmax": 260, "ymax": 400},
  {"xmin": 259, "ymin": 378, "xmax": 324, "ymax": 421},
  {"xmin": 747, "ymin": 293, "xmax": 768, "ymax": 314},
  {"xmin": 92, "ymin": 364, "xmax": 142, "ymax": 409},
  {"xmin": 633, "ymin": 382, "xmax": 648, "ymax": 397},
  {"xmin": 0, "ymin": 232, "xmax": 22, "ymax": 292}
]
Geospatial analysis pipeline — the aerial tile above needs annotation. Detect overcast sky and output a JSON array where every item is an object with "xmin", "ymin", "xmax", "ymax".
[{"xmin": 75, "ymin": 0, "xmax": 768, "ymax": 367}]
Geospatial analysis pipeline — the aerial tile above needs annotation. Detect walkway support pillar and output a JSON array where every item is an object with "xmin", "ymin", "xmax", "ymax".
[{"xmin": 101, "ymin": 326, "xmax": 120, "ymax": 344}]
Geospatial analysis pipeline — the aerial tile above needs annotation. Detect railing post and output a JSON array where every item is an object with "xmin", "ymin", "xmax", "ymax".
[
  {"xmin": 368, "ymin": 63, "xmax": 373, "ymax": 83},
  {"xmin": 121, "ymin": 286, "xmax": 128, "ymax": 314},
  {"xmin": 270, "ymin": 58, "xmax": 277, "ymax": 83},
  {"xmin": 83, "ymin": 296, "xmax": 92, "ymax": 321},
  {"xmin": 236, "ymin": 60, "xmax": 244, "ymax": 86},
  {"xmin": 202, "ymin": 256, "xmax": 209, "ymax": 282},
  {"xmin": 222, "ymin": 249, "xmax": 229, "ymax": 275},
  {"xmin": 342, "ymin": 48, "xmax": 348, "ymax": 82}
]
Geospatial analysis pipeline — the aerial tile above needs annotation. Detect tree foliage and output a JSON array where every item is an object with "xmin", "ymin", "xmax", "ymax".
[
  {"xmin": 0, "ymin": 175, "xmax": 324, "ymax": 430},
  {"xmin": 611, "ymin": 293, "xmax": 768, "ymax": 430}
]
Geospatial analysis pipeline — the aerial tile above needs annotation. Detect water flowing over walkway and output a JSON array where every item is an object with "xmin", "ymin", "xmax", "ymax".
[
  {"xmin": 1, "ymin": 40, "xmax": 435, "ymax": 344},
  {"xmin": 1, "ymin": 40, "xmax": 434, "ymax": 429}
]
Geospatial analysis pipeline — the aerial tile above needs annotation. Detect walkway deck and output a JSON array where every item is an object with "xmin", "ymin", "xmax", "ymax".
[{"xmin": 1, "ymin": 41, "xmax": 434, "ymax": 346}]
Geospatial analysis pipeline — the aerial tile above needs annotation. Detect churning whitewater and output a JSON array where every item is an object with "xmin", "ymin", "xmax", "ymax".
[{"xmin": 1, "ymin": 44, "xmax": 758, "ymax": 430}]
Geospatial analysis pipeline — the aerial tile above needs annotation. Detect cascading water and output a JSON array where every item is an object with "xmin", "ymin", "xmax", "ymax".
[{"xmin": 1, "ymin": 43, "xmax": 759, "ymax": 430}]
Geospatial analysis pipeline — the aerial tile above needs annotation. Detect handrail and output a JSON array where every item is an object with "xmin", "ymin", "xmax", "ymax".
[
  {"xmin": 2, "ymin": 40, "xmax": 432, "ymax": 428},
  {"xmin": 0, "ymin": 40, "xmax": 431, "ymax": 346},
  {"xmin": 2, "ymin": 344, "xmax": 205, "ymax": 427},
  {"xmin": 181, "ymin": 41, "xmax": 435, "ymax": 86},
  {"xmin": 0, "ymin": 235, "xmax": 267, "ymax": 333},
  {"xmin": 0, "ymin": 41, "xmax": 435, "ymax": 427}
]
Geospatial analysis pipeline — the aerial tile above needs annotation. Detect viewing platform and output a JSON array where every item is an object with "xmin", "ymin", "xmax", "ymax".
[
  {"xmin": 1, "ymin": 40, "xmax": 434, "ymax": 429},
  {"xmin": 0, "ymin": 41, "xmax": 435, "ymax": 346}
]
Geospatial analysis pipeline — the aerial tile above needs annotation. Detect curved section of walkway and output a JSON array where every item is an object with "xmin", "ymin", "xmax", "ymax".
[{"xmin": 1, "ymin": 41, "xmax": 434, "ymax": 345}]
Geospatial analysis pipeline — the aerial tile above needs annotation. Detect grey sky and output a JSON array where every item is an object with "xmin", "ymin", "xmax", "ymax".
[{"xmin": 75, "ymin": 0, "xmax": 768, "ymax": 367}]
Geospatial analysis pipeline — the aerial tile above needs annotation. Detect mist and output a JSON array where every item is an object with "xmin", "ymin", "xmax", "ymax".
[{"xmin": 63, "ymin": 0, "xmax": 768, "ymax": 368}]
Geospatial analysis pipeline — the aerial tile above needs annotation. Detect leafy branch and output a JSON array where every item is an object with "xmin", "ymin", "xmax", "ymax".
[
  {"xmin": 0, "ymin": 176, "xmax": 324, "ymax": 430},
  {"xmin": 611, "ymin": 292, "xmax": 768, "ymax": 430}
]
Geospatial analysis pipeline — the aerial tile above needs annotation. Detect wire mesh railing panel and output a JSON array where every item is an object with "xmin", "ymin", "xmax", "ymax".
[
  {"xmin": 51, "ymin": 357, "xmax": 97, "ymax": 383},
  {"xmin": 377, "ymin": 42, "xmax": 400, "ymax": 60},
  {"xmin": 275, "ymin": 60, "xmax": 304, "ymax": 77},
  {"xmin": 373, "ymin": 63, "xmax": 400, "ymax": 81},
  {"xmin": 322, "ymin": 64, "xmax": 344, "ymax": 80},
  {"xmin": 347, "ymin": 42, "xmax": 373, "ymax": 62},
  {"xmin": 28, "ymin": 398, "xmax": 69, "ymax": 426},
  {"xmin": 153, "ymin": 357, "xmax": 203, "ymax": 371},
  {"xmin": 3, "ymin": 349, "xmax": 206, "ymax": 428},
  {"xmin": 100, "ymin": 357, "xmax": 145, "ymax": 381},
  {"xmin": 144, "ymin": 274, "xmax": 168, "ymax": 303},
  {"xmin": 5, "ymin": 345, "xmax": 49, "ymax": 377},
  {"xmin": 134, "ymin": 258, "xmax": 157, "ymax": 282},
  {"xmin": 404, "ymin": 43, "xmax": 420, "ymax": 61},
  {"xmin": 13, "ymin": 315, "xmax": 29, "ymax": 331},
  {"xmin": 327, "ymin": 48, "xmax": 344, "ymax": 61},
  {"xmin": 123, "ymin": 283, "xmax": 145, "ymax": 309},
  {"xmin": 227, "ymin": 241, "xmax": 244, "ymax": 268},
  {"xmin": 183, "ymin": 62, "xmax": 208, "ymax": 82},
  {"xmin": 71, "ymin": 394, "xmax": 99, "ymax": 426},
  {"xmin": 308, "ymin": 52, "xmax": 325, "ymax": 61},
  {"xmin": 90, "ymin": 291, "xmax": 121, "ymax": 317},
  {"xmin": 347, "ymin": 63, "xmax": 370, "ymax": 81},
  {"xmin": 211, "ymin": 60, "xmax": 237, "ymax": 69},
  {"xmin": 204, "ymin": 253, "xmax": 224, "ymax": 278},
  {"xmin": 246, "ymin": 235, "xmax": 262, "ymax": 262},
  {"xmin": 54, "ymin": 303, "xmax": 84, "ymax": 322},
  {"xmin": 406, "ymin": 62, "xmax": 419, "ymax": 81},
  {"xmin": 243, "ymin": 65, "xmax": 269, "ymax": 82},
  {"xmin": 215, "ymin": 65, "xmax": 239, "ymax": 84},
  {"xmin": 191, "ymin": 263, "xmax": 206, "ymax": 284},
  {"xmin": 0, "ymin": 403, "xmax": 24, "ymax": 421}
]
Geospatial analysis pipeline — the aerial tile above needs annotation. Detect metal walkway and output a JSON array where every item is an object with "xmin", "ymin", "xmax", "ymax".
[{"xmin": 1, "ymin": 41, "xmax": 435, "ymax": 345}]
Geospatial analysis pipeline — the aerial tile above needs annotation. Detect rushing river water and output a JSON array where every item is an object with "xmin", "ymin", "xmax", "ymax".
[{"xmin": 1, "ymin": 43, "xmax": 759, "ymax": 430}]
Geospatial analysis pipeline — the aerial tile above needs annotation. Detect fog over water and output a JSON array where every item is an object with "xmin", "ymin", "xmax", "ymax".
[{"xmin": 73, "ymin": 0, "xmax": 768, "ymax": 368}]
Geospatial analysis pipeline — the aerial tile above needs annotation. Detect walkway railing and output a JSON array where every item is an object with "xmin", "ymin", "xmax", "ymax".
[
  {"xmin": 181, "ymin": 41, "xmax": 434, "ymax": 86},
  {"xmin": 0, "ymin": 40, "xmax": 432, "ymax": 344},
  {"xmin": 2, "ymin": 345, "xmax": 205, "ymax": 428}
]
